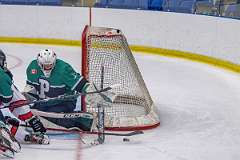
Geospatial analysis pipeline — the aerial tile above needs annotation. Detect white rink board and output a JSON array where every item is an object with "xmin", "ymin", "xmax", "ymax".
[{"xmin": 0, "ymin": 5, "xmax": 240, "ymax": 64}]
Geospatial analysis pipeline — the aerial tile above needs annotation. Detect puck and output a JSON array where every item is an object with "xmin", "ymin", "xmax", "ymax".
[{"xmin": 123, "ymin": 138, "xmax": 130, "ymax": 142}]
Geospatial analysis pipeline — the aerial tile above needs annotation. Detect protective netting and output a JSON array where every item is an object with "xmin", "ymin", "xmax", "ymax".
[{"xmin": 82, "ymin": 26, "xmax": 160, "ymax": 130}]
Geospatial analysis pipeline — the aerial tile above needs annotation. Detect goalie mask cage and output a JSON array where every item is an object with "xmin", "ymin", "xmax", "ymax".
[{"xmin": 81, "ymin": 25, "xmax": 160, "ymax": 131}]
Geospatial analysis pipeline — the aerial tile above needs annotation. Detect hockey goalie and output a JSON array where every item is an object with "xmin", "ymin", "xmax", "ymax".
[{"xmin": 23, "ymin": 49, "xmax": 115, "ymax": 140}]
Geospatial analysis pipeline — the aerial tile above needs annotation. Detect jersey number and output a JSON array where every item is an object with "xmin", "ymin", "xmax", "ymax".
[{"xmin": 39, "ymin": 79, "xmax": 50, "ymax": 99}]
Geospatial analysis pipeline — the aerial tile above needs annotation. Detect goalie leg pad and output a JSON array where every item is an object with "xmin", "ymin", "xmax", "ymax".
[{"xmin": 38, "ymin": 112, "xmax": 95, "ymax": 131}]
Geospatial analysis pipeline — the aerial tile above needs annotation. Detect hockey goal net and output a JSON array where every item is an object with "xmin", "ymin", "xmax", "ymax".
[{"xmin": 81, "ymin": 25, "xmax": 160, "ymax": 131}]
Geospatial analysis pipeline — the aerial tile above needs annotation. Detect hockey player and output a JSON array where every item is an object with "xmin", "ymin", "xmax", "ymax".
[
  {"xmin": 24, "ymin": 49, "xmax": 114, "ymax": 131},
  {"xmin": 0, "ymin": 49, "xmax": 50, "ymax": 157}
]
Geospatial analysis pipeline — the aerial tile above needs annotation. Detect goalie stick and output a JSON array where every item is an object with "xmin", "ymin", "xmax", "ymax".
[
  {"xmin": 87, "ymin": 130, "xmax": 144, "ymax": 137},
  {"xmin": 95, "ymin": 66, "xmax": 105, "ymax": 144}
]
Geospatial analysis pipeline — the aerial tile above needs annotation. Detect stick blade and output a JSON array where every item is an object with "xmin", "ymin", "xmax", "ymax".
[{"xmin": 126, "ymin": 130, "xmax": 144, "ymax": 136}]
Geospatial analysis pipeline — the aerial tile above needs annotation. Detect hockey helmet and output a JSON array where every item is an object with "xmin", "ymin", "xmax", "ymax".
[{"xmin": 37, "ymin": 49, "xmax": 57, "ymax": 77}]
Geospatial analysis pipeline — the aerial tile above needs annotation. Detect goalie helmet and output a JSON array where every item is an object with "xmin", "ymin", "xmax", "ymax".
[
  {"xmin": 37, "ymin": 49, "xmax": 57, "ymax": 77},
  {"xmin": 0, "ymin": 49, "xmax": 7, "ymax": 70}
]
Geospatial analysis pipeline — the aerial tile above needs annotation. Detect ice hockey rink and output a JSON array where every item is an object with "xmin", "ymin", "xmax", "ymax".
[{"xmin": 1, "ymin": 42, "xmax": 240, "ymax": 160}]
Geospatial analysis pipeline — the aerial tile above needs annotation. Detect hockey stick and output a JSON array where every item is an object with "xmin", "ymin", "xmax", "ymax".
[
  {"xmin": 95, "ymin": 66, "xmax": 105, "ymax": 144},
  {"xmin": 20, "ymin": 123, "xmax": 144, "ymax": 137},
  {"xmin": 88, "ymin": 130, "xmax": 144, "ymax": 137},
  {"xmin": 3, "ymin": 85, "xmax": 114, "ymax": 110}
]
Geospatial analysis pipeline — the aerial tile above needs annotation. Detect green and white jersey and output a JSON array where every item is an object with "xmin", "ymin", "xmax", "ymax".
[
  {"xmin": 26, "ymin": 59, "xmax": 88, "ymax": 99},
  {"xmin": 0, "ymin": 67, "xmax": 13, "ymax": 103}
]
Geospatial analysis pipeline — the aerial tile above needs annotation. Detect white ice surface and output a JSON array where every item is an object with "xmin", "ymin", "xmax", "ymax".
[{"xmin": 0, "ymin": 43, "xmax": 240, "ymax": 160}]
